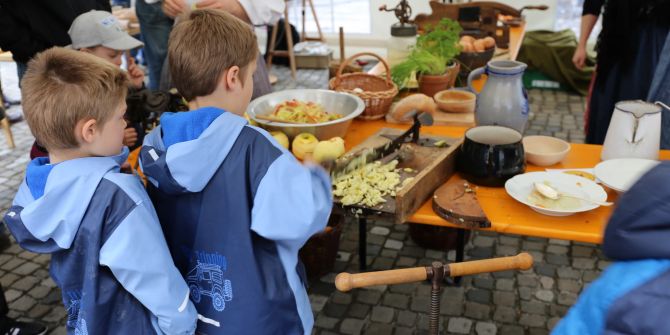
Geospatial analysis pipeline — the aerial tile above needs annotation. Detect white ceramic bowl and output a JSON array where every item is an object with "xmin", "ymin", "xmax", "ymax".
[
  {"xmin": 246, "ymin": 89, "xmax": 365, "ymax": 140},
  {"xmin": 522, "ymin": 136, "xmax": 571, "ymax": 166},
  {"xmin": 505, "ymin": 171, "xmax": 608, "ymax": 216},
  {"xmin": 594, "ymin": 158, "xmax": 659, "ymax": 193}
]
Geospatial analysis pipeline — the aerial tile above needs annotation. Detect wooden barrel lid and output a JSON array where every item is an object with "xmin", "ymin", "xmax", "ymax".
[{"xmin": 432, "ymin": 175, "xmax": 491, "ymax": 228}]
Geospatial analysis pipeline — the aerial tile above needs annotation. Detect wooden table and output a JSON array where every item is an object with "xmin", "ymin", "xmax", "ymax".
[
  {"xmin": 348, "ymin": 23, "xmax": 527, "ymax": 270},
  {"xmin": 343, "ymin": 119, "xmax": 670, "ymax": 270},
  {"xmin": 343, "ymin": 122, "xmax": 670, "ymax": 244}
]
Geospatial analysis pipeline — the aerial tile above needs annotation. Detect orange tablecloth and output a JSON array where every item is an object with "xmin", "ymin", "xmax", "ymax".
[{"xmin": 343, "ymin": 120, "xmax": 670, "ymax": 244}]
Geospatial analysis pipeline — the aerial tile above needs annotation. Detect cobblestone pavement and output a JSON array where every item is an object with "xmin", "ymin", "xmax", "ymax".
[{"xmin": 0, "ymin": 65, "xmax": 600, "ymax": 334}]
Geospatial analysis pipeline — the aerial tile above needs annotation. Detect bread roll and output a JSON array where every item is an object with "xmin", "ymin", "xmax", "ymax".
[
  {"xmin": 460, "ymin": 35, "xmax": 475, "ymax": 44},
  {"xmin": 389, "ymin": 94, "xmax": 438, "ymax": 122},
  {"xmin": 459, "ymin": 40, "xmax": 474, "ymax": 53},
  {"xmin": 483, "ymin": 36, "xmax": 496, "ymax": 49},
  {"xmin": 473, "ymin": 39, "xmax": 487, "ymax": 52}
]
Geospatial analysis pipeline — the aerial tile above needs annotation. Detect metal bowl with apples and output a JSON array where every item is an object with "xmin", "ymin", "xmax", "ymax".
[{"xmin": 246, "ymin": 89, "xmax": 365, "ymax": 140}]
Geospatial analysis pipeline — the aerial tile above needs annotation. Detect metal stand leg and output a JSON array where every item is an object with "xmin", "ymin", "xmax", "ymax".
[
  {"xmin": 359, "ymin": 217, "xmax": 367, "ymax": 271},
  {"xmin": 429, "ymin": 262, "xmax": 444, "ymax": 335},
  {"xmin": 454, "ymin": 229, "xmax": 466, "ymax": 284}
]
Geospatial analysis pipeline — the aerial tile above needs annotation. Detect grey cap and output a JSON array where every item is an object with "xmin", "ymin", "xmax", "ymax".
[{"xmin": 68, "ymin": 10, "xmax": 143, "ymax": 50}]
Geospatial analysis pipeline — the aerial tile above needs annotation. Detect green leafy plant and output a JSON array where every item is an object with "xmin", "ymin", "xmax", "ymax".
[
  {"xmin": 391, "ymin": 18, "xmax": 462, "ymax": 88},
  {"xmin": 391, "ymin": 49, "xmax": 446, "ymax": 86},
  {"xmin": 416, "ymin": 18, "xmax": 462, "ymax": 62}
]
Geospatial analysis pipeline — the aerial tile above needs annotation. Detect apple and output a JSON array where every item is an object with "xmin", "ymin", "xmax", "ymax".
[
  {"xmin": 313, "ymin": 137, "xmax": 345, "ymax": 163},
  {"xmin": 292, "ymin": 133, "xmax": 319, "ymax": 160},
  {"xmin": 270, "ymin": 131, "xmax": 289, "ymax": 149}
]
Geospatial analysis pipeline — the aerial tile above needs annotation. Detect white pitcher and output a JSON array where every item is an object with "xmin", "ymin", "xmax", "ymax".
[{"xmin": 601, "ymin": 100, "xmax": 669, "ymax": 161}]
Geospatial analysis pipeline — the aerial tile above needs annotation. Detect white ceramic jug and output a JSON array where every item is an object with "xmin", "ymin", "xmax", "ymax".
[{"xmin": 601, "ymin": 100, "xmax": 669, "ymax": 161}]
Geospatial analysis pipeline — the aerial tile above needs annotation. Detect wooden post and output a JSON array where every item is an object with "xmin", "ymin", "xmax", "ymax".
[
  {"xmin": 307, "ymin": 0, "xmax": 324, "ymax": 41},
  {"xmin": 284, "ymin": 5, "xmax": 297, "ymax": 79},
  {"xmin": 265, "ymin": 20, "xmax": 280, "ymax": 70},
  {"xmin": 339, "ymin": 27, "xmax": 345, "ymax": 61},
  {"xmin": 301, "ymin": 0, "xmax": 324, "ymax": 42}
]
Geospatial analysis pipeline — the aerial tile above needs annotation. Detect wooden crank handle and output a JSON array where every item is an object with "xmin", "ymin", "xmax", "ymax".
[
  {"xmin": 335, "ymin": 267, "xmax": 428, "ymax": 292},
  {"xmin": 448, "ymin": 253, "xmax": 534, "ymax": 277}
]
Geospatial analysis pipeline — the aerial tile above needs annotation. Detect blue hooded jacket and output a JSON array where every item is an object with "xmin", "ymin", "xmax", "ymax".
[
  {"xmin": 552, "ymin": 161, "xmax": 670, "ymax": 334},
  {"xmin": 139, "ymin": 107, "xmax": 333, "ymax": 335},
  {"xmin": 3, "ymin": 148, "xmax": 197, "ymax": 335}
]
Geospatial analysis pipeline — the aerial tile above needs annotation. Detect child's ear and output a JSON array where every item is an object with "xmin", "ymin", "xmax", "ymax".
[
  {"xmin": 224, "ymin": 65, "xmax": 241, "ymax": 91},
  {"xmin": 78, "ymin": 119, "xmax": 98, "ymax": 144}
]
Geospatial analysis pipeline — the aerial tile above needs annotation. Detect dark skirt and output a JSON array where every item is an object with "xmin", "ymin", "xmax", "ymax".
[{"xmin": 586, "ymin": 23, "xmax": 670, "ymax": 144}]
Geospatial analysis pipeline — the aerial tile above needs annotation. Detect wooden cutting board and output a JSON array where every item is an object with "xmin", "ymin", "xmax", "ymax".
[
  {"xmin": 385, "ymin": 109, "xmax": 475, "ymax": 127},
  {"xmin": 333, "ymin": 128, "xmax": 462, "ymax": 224},
  {"xmin": 432, "ymin": 174, "xmax": 491, "ymax": 228}
]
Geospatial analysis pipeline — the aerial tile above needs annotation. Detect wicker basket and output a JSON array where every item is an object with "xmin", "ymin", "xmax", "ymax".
[
  {"xmin": 299, "ymin": 214, "xmax": 344, "ymax": 279},
  {"xmin": 456, "ymin": 47, "xmax": 495, "ymax": 84},
  {"xmin": 328, "ymin": 60, "xmax": 362, "ymax": 79},
  {"xmin": 329, "ymin": 52, "xmax": 398, "ymax": 121}
]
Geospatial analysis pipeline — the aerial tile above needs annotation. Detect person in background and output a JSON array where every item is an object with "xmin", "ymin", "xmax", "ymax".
[
  {"xmin": 573, "ymin": 0, "xmax": 670, "ymax": 144},
  {"xmin": 136, "ymin": 0, "xmax": 174, "ymax": 90},
  {"xmin": 111, "ymin": 0, "xmax": 131, "ymax": 8},
  {"xmin": 0, "ymin": 0, "xmax": 111, "ymax": 82},
  {"xmin": 159, "ymin": 0, "xmax": 283, "ymax": 99},
  {"xmin": 552, "ymin": 161, "xmax": 670, "ymax": 334}
]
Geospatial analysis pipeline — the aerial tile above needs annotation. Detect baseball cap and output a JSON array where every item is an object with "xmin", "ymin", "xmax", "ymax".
[{"xmin": 68, "ymin": 10, "xmax": 143, "ymax": 50}]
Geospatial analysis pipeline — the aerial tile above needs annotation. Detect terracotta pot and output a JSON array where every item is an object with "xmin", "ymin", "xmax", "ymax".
[{"xmin": 418, "ymin": 63, "xmax": 460, "ymax": 98}]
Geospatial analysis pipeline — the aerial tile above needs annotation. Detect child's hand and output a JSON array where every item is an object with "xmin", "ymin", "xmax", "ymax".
[
  {"xmin": 195, "ymin": 0, "xmax": 251, "ymax": 23},
  {"xmin": 123, "ymin": 127, "xmax": 139, "ymax": 147},
  {"xmin": 127, "ymin": 57, "xmax": 145, "ymax": 89},
  {"xmin": 303, "ymin": 155, "xmax": 334, "ymax": 173},
  {"xmin": 195, "ymin": 0, "xmax": 237, "ymax": 11}
]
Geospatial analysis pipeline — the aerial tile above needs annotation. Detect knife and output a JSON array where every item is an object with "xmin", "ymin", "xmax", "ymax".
[{"xmin": 331, "ymin": 111, "xmax": 433, "ymax": 177}]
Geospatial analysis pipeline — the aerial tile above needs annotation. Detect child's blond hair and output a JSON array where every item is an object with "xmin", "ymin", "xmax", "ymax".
[
  {"xmin": 21, "ymin": 47, "xmax": 128, "ymax": 150},
  {"xmin": 168, "ymin": 9, "xmax": 258, "ymax": 101}
]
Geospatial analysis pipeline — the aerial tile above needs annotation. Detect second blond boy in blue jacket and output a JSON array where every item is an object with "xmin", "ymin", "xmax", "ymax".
[{"xmin": 140, "ymin": 9, "xmax": 333, "ymax": 335}]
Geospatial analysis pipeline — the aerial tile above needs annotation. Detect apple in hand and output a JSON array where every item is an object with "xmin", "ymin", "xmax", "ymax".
[
  {"xmin": 270, "ymin": 131, "xmax": 290, "ymax": 149},
  {"xmin": 313, "ymin": 137, "xmax": 345, "ymax": 163},
  {"xmin": 292, "ymin": 133, "xmax": 319, "ymax": 160}
]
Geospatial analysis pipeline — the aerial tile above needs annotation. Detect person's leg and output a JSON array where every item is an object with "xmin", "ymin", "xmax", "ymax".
[
  {"xmin": 15, "ymin": 62, "xmax": 27, "ymax": 87},
  {"xmin": 0, "ymin": 284, "xmax": 47, "ymax": 335},
  {"xmin": 135, "ymin": 0, "xmax": 173, "ymax": 90},
  {"xmin": 252, "ymin": 54, "xmax": 272, "ymax": 100},
  {"xmin": 111, "ymin": 0, "xmax": 130, "ymax": 8},
  {"xmin": 0, "ymin": 284, "xmax": 8, "ymax": 318}
]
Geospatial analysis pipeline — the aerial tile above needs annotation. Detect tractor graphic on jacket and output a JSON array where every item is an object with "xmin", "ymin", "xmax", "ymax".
[{"xmin": 187, "ymin": 261, "xmax": 233, "ymax": 312}]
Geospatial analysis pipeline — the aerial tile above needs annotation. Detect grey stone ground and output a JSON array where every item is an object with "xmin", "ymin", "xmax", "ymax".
[{"xmin": 0, "ymin": 64, "xmax": 602, "ymax": 334}]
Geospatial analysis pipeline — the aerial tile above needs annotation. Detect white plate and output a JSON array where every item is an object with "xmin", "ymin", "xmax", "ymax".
[
  {"xmin": 594, "ymin": 158, "xmax": 659, "ymax": 193},
  {"xmin": 505, "ymin": 172, "xmax": 608, "ymax": 216}
]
